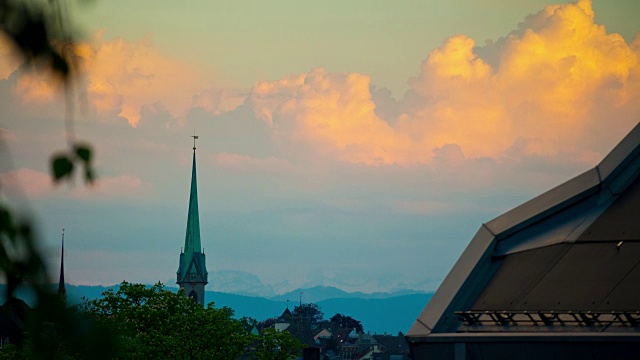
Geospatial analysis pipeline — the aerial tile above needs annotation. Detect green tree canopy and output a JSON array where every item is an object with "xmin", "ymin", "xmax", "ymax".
[
  {"xmin": 253, "ymin": 327, "xmax": 303, "ymax": 360},
  {"xmin": 330, "ymin": 313, "xmax": 363, "ymax": 333},
  {"xmin": 292, "ymin": 303, "xmax": 324, "ymax": 325},
  {"xmin": 78, "ymin": 282, "xmax": 303, "ymax": 359},
  {"xmin": 79, "ymin": 282, "xmax": 251, "ymax": 359}
]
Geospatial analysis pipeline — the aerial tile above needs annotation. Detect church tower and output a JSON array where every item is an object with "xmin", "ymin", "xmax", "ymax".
[{"xmin": 176, "ymin": 135, "xmax": 208, "ymax": 305}]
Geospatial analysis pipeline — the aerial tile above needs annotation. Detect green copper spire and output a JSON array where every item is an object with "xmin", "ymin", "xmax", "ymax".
[
  {"xmin": 177, "ymin": 134, "xmax": 208, "ymax": 306},
  {"xmin": 184, "ymin": 146, "xmax": 202, "ymax": 256}
]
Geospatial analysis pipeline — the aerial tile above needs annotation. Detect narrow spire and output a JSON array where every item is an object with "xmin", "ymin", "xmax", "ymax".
[
  {"xmin": 58, "ymin": 228, "xmax": 66, "ymax": 303},
  {"xmin": 177, "ymin": 135, "xmax": 208, "ymax": 305},
  {"xmin": 184, "ymin": 135, "xmax": 202, "ymax": 256}
]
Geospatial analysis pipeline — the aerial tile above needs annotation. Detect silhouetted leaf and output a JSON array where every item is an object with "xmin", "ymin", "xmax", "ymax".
[
  {"xmin": 74, "ymin": 143, "xmax": 92, "ymax": 163},
  {"xmin": 0, "ymin": 206, "xmax": 14, "ymax": 238},
  {"xmin": 51, "ymin": 154, "xmax": 74, "ymax": 182}
]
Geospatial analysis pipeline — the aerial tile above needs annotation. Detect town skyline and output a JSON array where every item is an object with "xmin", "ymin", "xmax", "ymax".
[{"xmin": 1, "ymin": 0, "xmax": 639, "ymax": 294}]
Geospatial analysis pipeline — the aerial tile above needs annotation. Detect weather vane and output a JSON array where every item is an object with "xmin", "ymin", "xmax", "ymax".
[{"xmin": 191, "ymin": 130, "xmax": 199, "ymax": 151}]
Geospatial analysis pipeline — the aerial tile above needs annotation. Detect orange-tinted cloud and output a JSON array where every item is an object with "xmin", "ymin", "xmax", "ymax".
[
  {"xmin": 0, "ymin": 35, "xmax": 20, "ymax": 80},
  {"xmin": 250, "ymin": 68, "xmax": 415, "ymax": 165},
  {"xmin": 14, "ymin": 70, "xmax": 60, "ymax": 104},
  {"xmin": 249, "ymin": 0, "xmax": 639, "ymax": 166},
  {"xmin": 79, "ymin": 34, "xmax": 210, "ymax": 126},
  {"xmin": 8, "ymin": 33, "xmax": 214, "ymax": 127},
  {"xmin": 404, "ymin": 0, "xmax": 638, "ymax": 160}
]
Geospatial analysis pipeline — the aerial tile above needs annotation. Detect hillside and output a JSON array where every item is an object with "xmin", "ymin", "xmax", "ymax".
[{"xmin": 0, "ymin": 285, "xmax": 432, "ymax": 334}]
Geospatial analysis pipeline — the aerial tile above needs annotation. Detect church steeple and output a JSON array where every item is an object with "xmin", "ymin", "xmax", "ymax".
[
  {"xmin": 58, "ymin": 228, "xmax": 66, "ymax": 303},
  {"xmin": 177, "ymin": 135, "xmax": 208, "ymax": 305},
  {"xmin": 184, "ymin": 138, "xmax": 202, "ymax": 259}
]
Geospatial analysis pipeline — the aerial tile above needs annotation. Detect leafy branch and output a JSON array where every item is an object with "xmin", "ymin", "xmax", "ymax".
[{"xmin": 51, "ymin": 142, "xmax": 95, "ymax": 184}]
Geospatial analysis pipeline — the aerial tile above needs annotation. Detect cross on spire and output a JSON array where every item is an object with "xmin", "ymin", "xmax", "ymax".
[{"xmin": 192, "ymin": 131, "xmax": 199, "ymax": 151}]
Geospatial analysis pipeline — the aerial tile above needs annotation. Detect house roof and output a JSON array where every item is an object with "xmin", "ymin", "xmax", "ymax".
[
  {"xmin": 372, "ymin": 334, "xmax": 410, "ymax": 354},
  {"xmin": 407, "ymin": 122, "xmax": 640, "ymax": 338}
]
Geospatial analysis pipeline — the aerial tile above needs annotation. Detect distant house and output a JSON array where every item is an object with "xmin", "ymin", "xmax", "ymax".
[
  {"xmin": 274, "ymin": 320, "xmax": 290, "ymax": 332},
  {"xmin": 265, "ymin": 306, "xmax": 410, "ymax": 359},
  {"xmin": 314, "ymin": 328, "xmax": 332, "ymax": 342},
  {"xmin": 274, "ymin": 307, "xmax": 293, "ymax": 332}
]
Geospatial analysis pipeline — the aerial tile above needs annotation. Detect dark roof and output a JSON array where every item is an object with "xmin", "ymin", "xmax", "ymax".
[
  {"xmin": 280, "ymin": 307, "xmax": 292, "ymax": 320},
  {"xmin": 371, "ymin": 334, "xmax": 410, "ymax": 354},
  {"xmin": 407, "ymin": 122, "xmax": 640, "ymax": 351}
]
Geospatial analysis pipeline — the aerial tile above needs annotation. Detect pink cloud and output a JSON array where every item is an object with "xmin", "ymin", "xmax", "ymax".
[
  {"xmin": 1, "ymin": 168, "xmax": 52, "ymax": 198},
  {"xmin": 0, "ymin": 168, "xmax": 149, "ymax": 201},
  {"xmin": 213, "ymin": 152, "xmax": 293, "ymax": 174},
  {"xmin": 71, "ymin": 174, "xmax": 150, "ymax": 200}
]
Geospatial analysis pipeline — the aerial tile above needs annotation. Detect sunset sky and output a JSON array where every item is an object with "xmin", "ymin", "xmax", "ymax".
[{"xmin": 1, "ymin": 0, "xmax": 640, "ymax": 295}]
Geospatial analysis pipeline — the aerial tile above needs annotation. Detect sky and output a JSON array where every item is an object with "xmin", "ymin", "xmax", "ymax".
[{"xmin": 1, "ymin": 0, "xmax": 639, "ymax": 296}]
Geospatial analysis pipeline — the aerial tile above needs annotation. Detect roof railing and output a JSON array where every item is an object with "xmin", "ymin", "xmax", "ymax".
[{"xmin": 455, "ymin": 310, "xmax": 640, "ymax": 327}]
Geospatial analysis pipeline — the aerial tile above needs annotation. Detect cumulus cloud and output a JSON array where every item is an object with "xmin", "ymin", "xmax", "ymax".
[
  {"xmin": 8, "ymin": 1, "xmax": 631, "ymax": 170},
  {"xmin": 248, "ymin": 0, "xmax": 639, "ymax": 166},
  {"xmin": 404, "ymin": 0, "xmax": 639, "ymax": 161},
  {"xmin": 0, "ymin": 34, "xmax": 20, "ymax": 80},
  {"xmin": 249, "ymin": 68, "xmax": 415, "ymax": 165},
  {"xmin": 8, "ymin": 33, "xmax": 217, "ymax": 127},
  {"xmin": 78, "ymin": 34, "xmax": 212, "ymax": 126},
  {"xmin": 191, "ymin": 89, "xmax": 245, "ymax": 116},
  {"xmin": 14, "ymin": 70, "xmax": 60, "ymax": 104}
]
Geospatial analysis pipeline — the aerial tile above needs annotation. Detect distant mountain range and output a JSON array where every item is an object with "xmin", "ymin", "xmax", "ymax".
[
  {"xmin": 270, "ymin": 285, "xmax": 427, "ymax": 302},
  {"xmin": 201, "ymin": 270, "xmax": 439, "ymax": 298},
  {"xmin": 0, "ymin": 284, "xmax": 433, "ymax": 334}
]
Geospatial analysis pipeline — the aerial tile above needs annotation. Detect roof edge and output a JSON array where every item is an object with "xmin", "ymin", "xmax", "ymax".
[
  {"xmin": 486, "ymin": 122, "xmax": 640, "ymax": 240},
  {"xmin": 485, "ymin": 168, "xmax": 600, "ymax": 239},
  {"xmin": 408, "ymin": 122, "xmax": 640, "ymax": 337}
]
